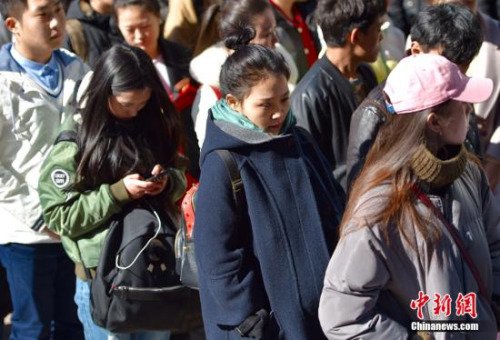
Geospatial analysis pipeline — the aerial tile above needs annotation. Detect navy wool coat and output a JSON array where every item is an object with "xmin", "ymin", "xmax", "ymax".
[{"xmin": 194, "ymin": 113, "xmax": 345, "ymax": 340}]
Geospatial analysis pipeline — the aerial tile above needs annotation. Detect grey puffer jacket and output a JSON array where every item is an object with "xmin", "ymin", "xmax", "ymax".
[{"xmin": 319, "ymin": 161, "xmax": 500, "ymax": 339}]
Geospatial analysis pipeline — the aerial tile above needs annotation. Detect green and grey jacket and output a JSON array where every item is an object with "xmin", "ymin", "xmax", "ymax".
[{"xmin": 38, "ymin": 116, "xmax": 186, "ymax": 268}]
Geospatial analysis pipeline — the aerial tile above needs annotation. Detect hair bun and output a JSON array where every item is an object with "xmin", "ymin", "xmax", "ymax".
[{"xmin": 224, "ymin": 25, "xmax": 256, "ymax": 51}]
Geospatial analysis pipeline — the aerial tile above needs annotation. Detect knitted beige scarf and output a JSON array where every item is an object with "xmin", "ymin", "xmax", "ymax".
[{"xmin": 410, "ymin": 144, "xmax": 468, "ymax": 188}]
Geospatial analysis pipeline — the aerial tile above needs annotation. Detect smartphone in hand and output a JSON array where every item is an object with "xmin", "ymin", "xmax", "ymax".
[{"xmin": 144, "ymin": 168, "xmax": 170, "ymax": 182}]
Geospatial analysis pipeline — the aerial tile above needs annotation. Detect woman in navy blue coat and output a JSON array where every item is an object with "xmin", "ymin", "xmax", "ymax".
[{"xmin": 193, "ymin": 25, "xmax": 345, "ymax": 340}]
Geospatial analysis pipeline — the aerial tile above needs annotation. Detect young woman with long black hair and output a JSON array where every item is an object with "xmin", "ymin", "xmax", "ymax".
[{"xmin": 38, "ymin": 44, "xmax": 186, "ymax": 340}]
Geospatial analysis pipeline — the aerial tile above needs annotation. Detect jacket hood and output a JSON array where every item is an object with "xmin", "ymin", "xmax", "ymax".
[
  {"xmin": 189, "ymin": 42, "xmax": 228, "ymax": 86},
  {"xmin": 200, "ymin": 110, "xmax": 295, "ymax": 165}
]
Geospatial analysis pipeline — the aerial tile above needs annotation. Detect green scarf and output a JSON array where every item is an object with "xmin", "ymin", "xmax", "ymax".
[{"xmin": 211, "ymin": 99, "xmax": 296, "ymax": 134}]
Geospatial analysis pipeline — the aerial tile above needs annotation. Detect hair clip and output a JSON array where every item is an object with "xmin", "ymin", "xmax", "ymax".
[{"xmin": 385, "ymin": 101, "xmax": 395, "ymax": 114}]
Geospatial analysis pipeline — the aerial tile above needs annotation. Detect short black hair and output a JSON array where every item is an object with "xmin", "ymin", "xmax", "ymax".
[
  {"xmin": 410, "ymin": 3, "xmax": 482, "ymax": 66},
  {"xmin": 315, "ymin": 0, "xmax": 385, "ymax": 47},
  {"xmin": 114, "ymin": 0, "xmax": 161, "ymax": 17},
  {"xmin": 220, "ymin": 26, "xmax": 290, "ymax": 101},
  {"xmin": 0, "ymin": 0, "xmax": 27, "ymax": 19}
]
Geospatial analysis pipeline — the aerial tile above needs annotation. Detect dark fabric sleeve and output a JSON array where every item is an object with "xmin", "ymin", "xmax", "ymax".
[
  {"xmin": 346, "ymin": 103, "xmax": 386, "ymax": 190},
  {"xmin": 388, "ymin": 0, "xmax": 409, "ymax": 36},
  {"xmin": 292, "ymin": 87, "xmax": 333, "ymax": 169},
  {"xmin": 477, "ymin": 0, "xmax": 500, "ymax": 20},
  {"xmin": 194, "ymin": 152, "xmax": 268, "ymax": 326},
  {"xmin": 479, "ymin": 166, "xmax": 500, "ymax": 298}
]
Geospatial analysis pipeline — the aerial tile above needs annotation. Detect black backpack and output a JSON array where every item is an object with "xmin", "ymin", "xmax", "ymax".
[
  {"xmin": 55, "ymin": 131, "xmax": 203, "ymax": 333},
  {"xmin": 89, "ymin": 201, "xmax": 202, "ymax": 333}
]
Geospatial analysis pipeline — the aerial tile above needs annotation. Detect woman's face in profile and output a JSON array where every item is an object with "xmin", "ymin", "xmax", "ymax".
[
  {"xmin": 250, "ymin": 8, "xmax": 278, "ymax": 49},
  {"xmin": 434, "ymin": 100, "xmax": 472, "ymax": 146},
  {"xmin": 228, "ymin": 74, "xmax": 290, "ymax": 135},
  {"xmin": 108, "ymin": 88, "xmax": 152, "ymax": 120}
]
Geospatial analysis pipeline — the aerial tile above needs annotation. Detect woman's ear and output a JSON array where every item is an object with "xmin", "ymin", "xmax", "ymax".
[
  {"xmin": 426, "ymin": 112, "xmax": 442, "ymax": 135},
  {"xmin": 225, "ymin": 94, "xmax": 241, "ymax": 112}
]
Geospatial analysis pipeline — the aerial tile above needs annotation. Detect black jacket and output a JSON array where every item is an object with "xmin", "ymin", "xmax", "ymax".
[
  {"xmin": 65, "ymin": 0, "xmax": 123, "ymax": 68},
  {"xmin": 387, "ymin": 0, "xmax": 426, "ymax": 37},
  {"xmin": 478, "ymin": 0, "xmax": 500, "ymax": 20},
  {"xmin": 157, "ymin": 38, "xmax": 192, "ymax": 88},
  {"xmin": 345, "ymin": 82, "xmax": 388, "ymax": 190},
  {"xmin": 346, "ymin": 83, "xmax": 483, "ymax": 191},
  {"xmin": 291, "ymin": 56, "xmax": 377, "ymax": 189}
]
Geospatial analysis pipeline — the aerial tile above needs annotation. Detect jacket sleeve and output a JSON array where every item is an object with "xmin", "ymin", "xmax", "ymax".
[
  {"xmin": 480, "ymin": 167, "xmax": 500, "ymax": 299},
  {"xmin": 0, "ymin": 88, "xmax": 22, "ymax": 210},
  {"xmin": 319, "ymin": 227, "xmax": 410, "ymax": 339},
  {"xmin": 38, "ymin": 140, "xmax": 130, "ymax": 239},
  {"xmin": 346, "ymin": 103, "xmax": 386, "ymax": 189},
  {"xmin": 485, "ymin": 127, "xmax": 500, "ymax": 190},
  {"xmin": 192, "ymin": 85, "xmax": 218, "ymax": 149},
  {"xmin": 194, "ymin": 152, "xmax": 268, "ymax": 326},
  {"xmin": 291, "ymin": 87, "xmax": 333, "ymax": 167},
  {"xmin": 166, "ymin": 163, "xmax": 187, "ymax": 203}
]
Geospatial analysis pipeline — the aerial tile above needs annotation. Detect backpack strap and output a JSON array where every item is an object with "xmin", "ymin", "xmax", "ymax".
[
  {"xmin": 411, "ymin": 185, "xmax": 490, "ymax": 301},
  {"xmin": 65, "ymin": 19, "xmax": 88, "ymax": 63},
  {"xmin": 181, "ymin": 149, "xmax": 243, "ymax": 240},
  {"xmin": 214, "ymin": 150, "xmax": 245, "ymax": 214}
]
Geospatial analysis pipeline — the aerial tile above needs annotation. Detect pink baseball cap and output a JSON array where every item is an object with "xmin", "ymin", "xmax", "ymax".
[{"xmin": 383, "ymin": 54, "xmax": 493, "ymax": 114}]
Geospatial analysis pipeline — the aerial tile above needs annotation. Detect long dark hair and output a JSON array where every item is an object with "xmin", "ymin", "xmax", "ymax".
[
  {"xmin": 75, "ymin": 45, "xmax": 182, "ymax": 209},
  {"xmin": 342, "ymin": 110, "xmax": 436, "ymax": 249}
]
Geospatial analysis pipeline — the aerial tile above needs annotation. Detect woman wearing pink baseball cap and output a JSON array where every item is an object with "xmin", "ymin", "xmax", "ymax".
[{"xmin": 319, "ymin": 53, "xmax": 500, "ymax": 339}]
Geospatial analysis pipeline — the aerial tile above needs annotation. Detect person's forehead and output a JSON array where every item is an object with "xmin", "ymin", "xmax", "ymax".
[
  {"xmin": 116, "ymin": 5, "xmax": 159, "ymax": 20},
  {"xmin": 25, "ymin": 0, "xmax": 60, "ymax": 11}
]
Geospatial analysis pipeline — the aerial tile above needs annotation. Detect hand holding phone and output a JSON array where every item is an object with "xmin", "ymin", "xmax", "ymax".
[{"xmin": 145, "ymin": 168, "xmax": 170, "ymax": 182}]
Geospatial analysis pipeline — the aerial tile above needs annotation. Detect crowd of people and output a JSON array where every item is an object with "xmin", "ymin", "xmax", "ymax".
[{"xmin": 0, "ymin": 0, "xmax": 499, "ymax": 339}]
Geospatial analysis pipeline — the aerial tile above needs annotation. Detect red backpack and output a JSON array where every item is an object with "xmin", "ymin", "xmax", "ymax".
[{"xmin": 175, "ymin": 149, "xmax": 245, "ymax": 289}]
